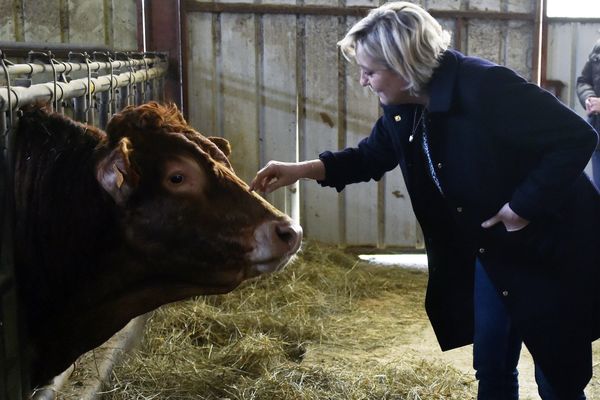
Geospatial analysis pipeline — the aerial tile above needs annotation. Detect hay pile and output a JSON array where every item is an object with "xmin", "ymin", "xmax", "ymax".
[{"xmin": 104, "ymin": 241, "xmax": 476, "ymax": 399}]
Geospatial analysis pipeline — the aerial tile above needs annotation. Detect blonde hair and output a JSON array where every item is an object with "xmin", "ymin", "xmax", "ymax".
[{"xmin": 338, "ymin": 1, "xmax": 451, "ymax": 96}]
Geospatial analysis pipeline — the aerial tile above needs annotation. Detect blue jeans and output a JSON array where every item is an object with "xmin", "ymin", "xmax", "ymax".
[
  {"xmin": 473, "ymin": 259, "xmax": 586, "ymax": 400},
  {"xmin": 591, "ymin": 149, "xmax": 600, "ymax": 190}
]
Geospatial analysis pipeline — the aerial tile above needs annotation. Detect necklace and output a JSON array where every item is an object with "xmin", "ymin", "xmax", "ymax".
[{"xmin": 409, "ymin": 106, "xmax": 424, "ymax": 143}]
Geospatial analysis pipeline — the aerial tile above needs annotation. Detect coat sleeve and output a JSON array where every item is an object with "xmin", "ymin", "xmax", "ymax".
[
  {"xmin": 479, "ymin": 66, "xmax": 598, "ymax": 221},
  {"xmin": 576, "ymin": 60, "xmax": 596, "ymax": 108},
  {"xmin": 317, "ymin": 116, "xmax": 400, "ymax": 192}
]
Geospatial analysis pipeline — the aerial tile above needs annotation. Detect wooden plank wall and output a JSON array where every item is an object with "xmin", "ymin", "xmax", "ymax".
[
  {"xmin": 185, "ymin": 0, "xmax": 536, "ymax": 248},
  {"xmin": 546, "ymin": 20, "xmax": 600, "ymax": 177},
  {"xmin": 0, "ymin": 0, "xmax": 137, "ymax": 50}
]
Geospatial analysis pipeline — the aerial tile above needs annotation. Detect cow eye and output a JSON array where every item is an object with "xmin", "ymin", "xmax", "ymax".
[{"xmin": 169, "ymin": 174, "xmax": 184, "ymax": 184}]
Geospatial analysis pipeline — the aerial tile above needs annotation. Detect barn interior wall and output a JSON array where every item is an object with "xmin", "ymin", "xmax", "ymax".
[
  {"xmin": 0, "ymin": 0, "xmax": 138, "ymax": 51},
  {"xmin": 185, "ymin": 0, "xmax": 537, "ymax": 248}
]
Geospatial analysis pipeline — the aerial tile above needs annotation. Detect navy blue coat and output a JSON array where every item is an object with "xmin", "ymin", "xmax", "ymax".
[{"xmin": 319, "ymin": 49, "xmax": 600, "ymax": 395}]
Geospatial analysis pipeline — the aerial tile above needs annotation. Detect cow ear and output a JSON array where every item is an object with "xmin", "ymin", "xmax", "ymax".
[
  {"xmin": 96, "ymin": 138, "xmax": 139, "ymax": 205},
  {"xmin": 208, "ymin": 136, "xmax": 231, "ymax": 158}
]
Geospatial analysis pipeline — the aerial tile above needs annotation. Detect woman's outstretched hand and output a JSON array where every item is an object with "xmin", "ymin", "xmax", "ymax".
[{"xmin": 250, "ymin": 159, "xmax": 325, "ymax": 193}]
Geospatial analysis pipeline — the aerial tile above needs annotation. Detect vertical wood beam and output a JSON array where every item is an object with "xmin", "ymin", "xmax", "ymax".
[
  {"xmin": 533, "ymin": 0, "xmax": 545, "ymax": 85},
  {"xmin": 136, "ymin": 0, "xmax": 145, "ymax": 51},
  {"xmin": 540, "ymin": 0, "xmax": 548, "ymax": 84},
  {"xmin": 144, "ymin": 0, "xmax": 184, "ymax": 112}
]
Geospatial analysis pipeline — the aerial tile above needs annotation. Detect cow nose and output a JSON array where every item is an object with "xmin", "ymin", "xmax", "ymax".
[
  {"xmin": 250, "ymin": 219, "xmax": 303, "ymax": 266},
  {"xmin": 274, "ymin": 220, "xmax": 303, "ymax": 254},
  {"xmin": 248, "ymin": 219, "xmax": 302, "ymax": 275}
]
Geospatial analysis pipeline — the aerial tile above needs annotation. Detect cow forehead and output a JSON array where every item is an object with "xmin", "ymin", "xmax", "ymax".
[{"xmin": 130, "ymin": 131, "xmax": 225, "ymax": 169}]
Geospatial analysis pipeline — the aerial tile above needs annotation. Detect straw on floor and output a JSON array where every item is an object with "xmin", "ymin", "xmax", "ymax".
[{"xmin": 100, "ymin": 240, "xmax": 477, "ymax": 399}]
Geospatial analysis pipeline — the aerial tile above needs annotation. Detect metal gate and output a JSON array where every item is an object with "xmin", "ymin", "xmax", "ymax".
[{"xmin": 0, "ymin": 45, "xmax": 167, "ymax": 399}]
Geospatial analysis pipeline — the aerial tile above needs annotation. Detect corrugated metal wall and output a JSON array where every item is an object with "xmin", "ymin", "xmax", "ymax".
[
  {"xmin": 0, "ymin": 0, "xmax": 137, "ymax": 49},
  {"xmin": 185, "ymin": 0, "xmax": 537, "ymax": 248}
]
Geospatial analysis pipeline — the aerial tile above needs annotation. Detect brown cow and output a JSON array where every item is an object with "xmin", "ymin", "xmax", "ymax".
[{"xmin": 13, "ymin": 102, "xmax": 302, "ymax": 389}]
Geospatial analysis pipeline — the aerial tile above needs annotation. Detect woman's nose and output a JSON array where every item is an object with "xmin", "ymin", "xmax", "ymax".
[{"xmin": 359, "ymin": 71, "xmax": 368, "ymax": 87}]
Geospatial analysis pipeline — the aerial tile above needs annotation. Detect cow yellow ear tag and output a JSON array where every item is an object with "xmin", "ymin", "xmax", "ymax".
[
  {"xmin": 394, "ymin": 115, "xmax": 401, "ymax": 122},
  {"xmin": 113, "ymin": 164, "xmax": 125, "ymax": 189}
]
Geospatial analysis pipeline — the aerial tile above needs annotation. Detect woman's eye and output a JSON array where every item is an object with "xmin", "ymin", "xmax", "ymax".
[{"xmin": 170, "ymin": 174, "xmax": 184, "ymax": 184}]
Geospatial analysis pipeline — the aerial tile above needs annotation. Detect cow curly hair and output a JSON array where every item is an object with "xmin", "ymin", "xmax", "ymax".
[
  {"xmin": 106, "ymin": 101, "xmax": 232, "ymax": 167},
  {"xmin": 106, "ymin": 102, "xmax": 194, "ymax": 143}
]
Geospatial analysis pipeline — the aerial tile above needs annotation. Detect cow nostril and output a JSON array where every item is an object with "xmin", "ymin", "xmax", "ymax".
[{"xmin": 275, "ymin": 224, "xmax": 295, "ymax": 244}]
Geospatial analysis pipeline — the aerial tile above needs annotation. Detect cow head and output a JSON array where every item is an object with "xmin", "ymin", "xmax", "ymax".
[
  {"xmin": 95, "ymin": 102, "xmax": 303, "ymax": 296},
  {"xmin": 15, "ymin": 102, "xmax": 302, "ymax": 388}
]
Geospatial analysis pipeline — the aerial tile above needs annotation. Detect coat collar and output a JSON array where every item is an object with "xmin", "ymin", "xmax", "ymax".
[
  {"xmin": 427, "ymin": 49, "xmax": 460, "ymax": 113},
  {"xmin": 381, "ymin": 49, "xmax": 461, "ymax": 117}
]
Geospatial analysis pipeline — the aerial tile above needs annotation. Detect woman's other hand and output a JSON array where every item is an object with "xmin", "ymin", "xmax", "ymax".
[
  {"xmin": 481, "ymin": 202, "xmax": 530, "ymax": 232},
  {"xmin": 250, "ymin": 159, "xmax": 325, "ymax": 193}
]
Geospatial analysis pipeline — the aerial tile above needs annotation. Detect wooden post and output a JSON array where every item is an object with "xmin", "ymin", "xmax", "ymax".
[{"xmin": 142, "ymin": 0, "xmax": 184, "ymax": 113}]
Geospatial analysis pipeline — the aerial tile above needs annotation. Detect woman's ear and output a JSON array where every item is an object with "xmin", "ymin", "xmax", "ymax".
[{"xmin": 208, "ymin": 136, "xmax": 231, "ymax": 158}]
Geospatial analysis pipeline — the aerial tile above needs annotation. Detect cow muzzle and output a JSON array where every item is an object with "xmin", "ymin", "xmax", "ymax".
[{"xmin": 248, "ymin": 218, "xmax": 303, "ymax": 276}]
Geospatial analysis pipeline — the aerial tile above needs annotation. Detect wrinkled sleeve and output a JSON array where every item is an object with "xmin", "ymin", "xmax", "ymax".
[
  {"xmin": 317, "ymin": 117, "xmax": 400, "ymax": 192},
  {"xmin": 576, "ymin": 60, "xmax": 596, "ymax": 108},
  {"xmin": 480, "ymin": 66, "xmax": 598, "ymax": 221}
]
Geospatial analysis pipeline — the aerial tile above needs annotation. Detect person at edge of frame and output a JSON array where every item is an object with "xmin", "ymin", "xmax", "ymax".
[
  {"xmin": 576, "ymin": 37, "xmax": 600, "ymax": 190},
  {"xmin": 250, "ymin": 2, "xmax": 600, "ymax": 399}
]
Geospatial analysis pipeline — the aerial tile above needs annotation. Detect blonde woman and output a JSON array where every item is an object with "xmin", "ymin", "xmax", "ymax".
[{"xmin": 251, "ymin": 2, "xmax": 599, "ymax": 399}]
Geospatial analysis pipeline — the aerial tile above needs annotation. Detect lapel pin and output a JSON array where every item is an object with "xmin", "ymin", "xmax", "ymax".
[{"xmin": 394, "ymin": 115, "xmax": 401, "ymax": 122}]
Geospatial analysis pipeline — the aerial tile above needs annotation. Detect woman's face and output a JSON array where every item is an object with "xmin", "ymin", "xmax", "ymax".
[{"xmin": 355, "ymin": 43, "xmax": 421, "ymax": 105}]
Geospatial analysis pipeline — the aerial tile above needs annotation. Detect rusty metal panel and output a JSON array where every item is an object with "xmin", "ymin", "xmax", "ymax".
[
  {"xmin": 23, "ymin": 0, "xmax": 62, "ymax": 43},
  {"xmin": 469, "ymin": 0, "xmax": 502, "ymax": 12},
  {"xmin": 113, "ymin": 0, "xmax": 138, "ymax": 50},
  {"xmin": 0, "ymin": 0, "xmax": 17, "ymax": 41},
  {"xmin": 466, "ymin": 20, "xmax": 504, "ymax": 65},
  {"xmin": 68, "ymin": 0, "xmax": 106, "ymax": 45},
  {"xmin": 428, "ymin": 0, "xmax": 460, "ymax": 11},
  {"xmin": 1, "ymin": 0, "xmax": 137, "ymax": 50},
  {"xmin": 506, "ymin": 19, "xmax": 533, "ymax": 80},
  {"xmin": 346, "ymin": 0, "xmax": 379, "ymax": 7},
  {"xmin": 507, "ymin": 0, "xmax": 534, "ymax": 13}
]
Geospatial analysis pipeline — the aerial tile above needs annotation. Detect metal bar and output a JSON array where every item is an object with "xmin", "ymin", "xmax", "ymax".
[
  {"xmin": 0, "ymin": 66, "xmax": 167, "ymax": 112},
  {"xmin": 546, "ymin": 17, "xmax": 600, "ymax": 23},
  {"xmin": 3, "ymin": 58, "xmax": 163, "ymax": 78},
  {"xmin": 0, "ymin": 42, "xmax": 113, "ymax": 59},
  {"xmin": 72, "ymin": 96, "xmax": 87, "ymax": 123},
  {"xmin": 183, "ymin": 0, "xmax": 535, "ymax": 20},
  {"xmin": 98, "ymin": 91, "xmax": 110, "ymax": 129},
  {"xmin": 117, "ymin": 84, "xmax": 130, "ymax": 109}
]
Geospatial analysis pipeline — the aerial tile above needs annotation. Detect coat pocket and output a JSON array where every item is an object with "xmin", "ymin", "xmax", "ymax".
[{"xmin": 485, "ymin": 222, "xmax": 559, "ymax": 266}]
